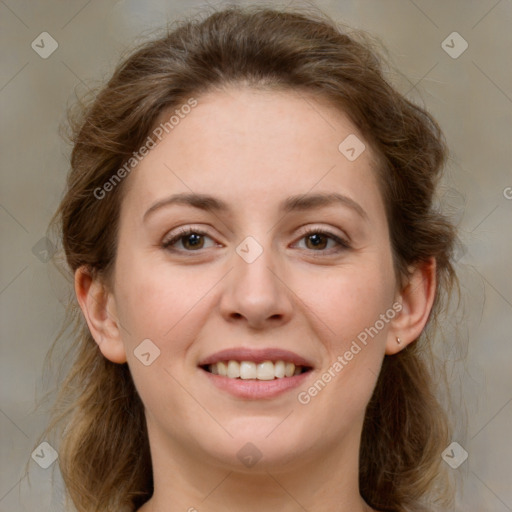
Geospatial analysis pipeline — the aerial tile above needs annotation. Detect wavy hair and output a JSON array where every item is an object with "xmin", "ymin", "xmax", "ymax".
[{"xmin": 41, "ymin": 5, "xmax": 458, "ymax": 511}]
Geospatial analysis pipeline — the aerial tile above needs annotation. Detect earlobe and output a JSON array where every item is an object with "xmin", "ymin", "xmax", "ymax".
[
  {"xmin": 385, "ymin": 257, "xmax": 437, "ymax": 355},
  {"xmin": 74, "ymin": 266, "xmax": 127, "ymax": 364}
]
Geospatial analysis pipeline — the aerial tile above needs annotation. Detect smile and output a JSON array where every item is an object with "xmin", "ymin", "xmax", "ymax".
[
  {"xmin": 203, "ymin": 360, "xmax": 311, "ymax": 380},
  {"xmin": 198, "ymin": 347, "xmax": 315, "ymax": 399}
]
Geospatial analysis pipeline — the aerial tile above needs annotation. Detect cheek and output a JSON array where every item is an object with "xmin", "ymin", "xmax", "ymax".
[
  {"xmin": 305, "ymin": 263, "xmax": 395, "ymax": 347},
  {"xmin": 113, "ymin": 251, "xmax": 240, "ymax": 391},
  {"xmin": 302, "ymin": 263, "xmax": 394, "ymax": 401},
  {"xmin": 295, "ymin": 272, "xmax": 393, "ymax": 438},
  {"xmin": 113, "ymin": 249, "xmax": 205, "ymax": 345},
  {"xmin": 112, "ymin": 252, "xmax": 208, "ymax": 419}
]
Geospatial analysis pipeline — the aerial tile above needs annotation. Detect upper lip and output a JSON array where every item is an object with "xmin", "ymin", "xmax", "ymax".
[{"xmin": 198, "ymin": 348, "xmax": 314, "ymax": 368}]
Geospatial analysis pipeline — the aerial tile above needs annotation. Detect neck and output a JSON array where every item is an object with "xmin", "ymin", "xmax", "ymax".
[{"xmin": 138, "ymin": 418, "xmax": 375, "ymax": 512}]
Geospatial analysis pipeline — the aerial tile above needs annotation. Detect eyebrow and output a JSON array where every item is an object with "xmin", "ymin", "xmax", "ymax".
[{"xmin": 143, "ymin": 191, "xmax": 368, "ymax": 222}]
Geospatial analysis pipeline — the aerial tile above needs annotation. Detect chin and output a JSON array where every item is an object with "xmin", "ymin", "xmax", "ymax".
[{"xmin": 196, "ymin": 422, "xmax": 314, "ymax": 471}]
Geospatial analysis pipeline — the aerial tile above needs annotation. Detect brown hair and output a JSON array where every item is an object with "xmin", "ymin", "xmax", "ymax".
[{"xmin": 42, "ymin": 5, "xmax": 458, "ymax": 512}]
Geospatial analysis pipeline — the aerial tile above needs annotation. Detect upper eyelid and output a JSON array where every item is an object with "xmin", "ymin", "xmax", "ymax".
[{"xmin": 294, "ymin": 224, "xmax": 348, "ymax": 239}]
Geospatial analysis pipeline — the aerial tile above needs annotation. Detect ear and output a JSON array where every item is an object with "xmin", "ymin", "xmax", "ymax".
[
  {"xmin": 74, "ymin": 265, "xmax": 127, "ymax": 364},
  {"xmin": 385, "ymin": 257, "xmax": 437, "ymax": 355}
]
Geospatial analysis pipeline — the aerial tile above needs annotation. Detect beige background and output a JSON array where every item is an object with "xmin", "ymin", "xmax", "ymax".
[{"xmin": 1, "ymin": 0, "xmax": 511, "ymax": 510}]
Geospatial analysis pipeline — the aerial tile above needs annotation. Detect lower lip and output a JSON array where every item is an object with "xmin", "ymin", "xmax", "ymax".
[{"xmin": 200, "ymin": 368, "xmax": 312, "ymax": 399}]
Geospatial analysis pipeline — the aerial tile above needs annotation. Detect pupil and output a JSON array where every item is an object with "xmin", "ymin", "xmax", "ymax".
[
  {"xmin": 186, "ymin": 233, "xmax": 203, "ymax": 249},
  {"xmin": 308, "ymin": 233, "xmax": 326, "ymax": 249}
]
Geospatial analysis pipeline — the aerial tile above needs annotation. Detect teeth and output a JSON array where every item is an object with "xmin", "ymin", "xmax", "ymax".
[
  {"xmin": 285, "ymin": 362, "xmax": 295, "ymax": 377},
  {"xmin": 274, "ymin": 360, "xmax": 285, "ymax": 378},
  {"xmin": 217, "ymin": 361, "xmax": 227, "ymax": 376},
  {"xmin": 240, "ymin": 361, "xmax": 256, "ymax": 380},
  {"xmin": 257, "ymin": 361, "xmax": 275, "ymax": 381},
  {"xmin": 207, "ymin": 360, "xmax": 307, "ymax": 380},
  {"xmin": 227, "ymin": 360, "xmax": 240, "ymax": 379}
]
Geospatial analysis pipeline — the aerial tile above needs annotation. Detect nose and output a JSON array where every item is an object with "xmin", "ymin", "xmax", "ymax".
[{"xmin": 218, "ymin": 239, "xmax": 294, "ymax": 330}]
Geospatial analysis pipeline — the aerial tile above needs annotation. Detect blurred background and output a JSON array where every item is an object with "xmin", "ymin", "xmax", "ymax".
[{"xmin": 1, "ymin": 0, "xmax": 511, "ymax": 510}]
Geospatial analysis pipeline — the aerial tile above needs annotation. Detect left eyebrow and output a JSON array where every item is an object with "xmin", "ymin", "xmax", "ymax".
[
  {"xmin": 143, "ymin": 191, "xmax": 368, "ymax": 222},
  {"xmin": 281, "ymin": 192, "xmax": 368, "ymax": 220}
]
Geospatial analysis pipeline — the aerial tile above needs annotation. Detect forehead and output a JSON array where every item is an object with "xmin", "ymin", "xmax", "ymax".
[{"xmin": 120, "ymin": 87, "xmax": 385, "ymax": 221}]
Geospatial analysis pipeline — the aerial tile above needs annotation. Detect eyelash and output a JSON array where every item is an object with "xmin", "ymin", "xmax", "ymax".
[{"xmin": 162, "ymin": 226, "xmax": 351, "ymax": 255}]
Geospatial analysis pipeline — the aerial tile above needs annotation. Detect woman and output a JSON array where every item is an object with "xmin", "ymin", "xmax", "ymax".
[{"xmin": 44, "ymin": 5, "xmax": 458, "ymax": 512}]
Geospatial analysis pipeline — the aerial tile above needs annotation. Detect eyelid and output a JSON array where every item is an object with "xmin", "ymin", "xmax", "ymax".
[
  {"xmin": 162, "ymin": 225, "xmax": 217, "ymax": 248},
  {"xmin": 294, "ymin": 224, "xmax": 349, "ymax": 243}
]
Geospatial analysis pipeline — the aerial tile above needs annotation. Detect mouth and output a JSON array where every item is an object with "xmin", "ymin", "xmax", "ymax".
[
  {"xmin": 197, "ymin": 348, "xmax": 314, "ymax": 399},
  {"xmin": 200, "ymin": 360, "xmax": 312, "ymax": 380}
]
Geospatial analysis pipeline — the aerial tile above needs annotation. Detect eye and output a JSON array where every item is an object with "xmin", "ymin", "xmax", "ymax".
[
  {"xmin": 162, "ymin": 227, "xmax": 217, "ymax": 252},
  {"xmin": 162, "ymin": 226, "xmax": 351, "ymax": 255},
  {"xmin": 294, "ymin": 227, "xmax": 350, "ymax": 253}
]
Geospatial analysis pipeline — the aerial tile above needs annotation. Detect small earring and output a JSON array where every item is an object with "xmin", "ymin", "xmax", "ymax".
[{"xmin": 396, "ymin": 337, "xmax": 402, "ymax": 345}]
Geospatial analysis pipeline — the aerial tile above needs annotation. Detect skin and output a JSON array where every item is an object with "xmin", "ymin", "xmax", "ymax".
[{"xmin": 75, "ymin": 87, "xmax": 436, "ymax": 512}]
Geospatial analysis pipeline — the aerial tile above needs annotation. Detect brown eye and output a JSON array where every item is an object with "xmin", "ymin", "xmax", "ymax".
[
  {"xmin": 181, "ymin": 232, "xmax": 205, "ymax": 250},
  {"xmin": 295, "ymin": 228, "xmax": 350, "ymax": 253},
  {"xmin": 163, "ymin": 228, "xmax": 215, "ymax": 252},
  {"xmin": 305, "ymin": 232, "xmax": 329, "ymax": 250}
]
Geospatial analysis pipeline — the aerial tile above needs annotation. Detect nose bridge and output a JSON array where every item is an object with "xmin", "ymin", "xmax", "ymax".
[
  {"xmin": 219, "ymin": 231, "xmax": 293, "ymax": 326},
  {"xmin": 233, "ymin": 233, "xmax": 281, "ymax": 298}
]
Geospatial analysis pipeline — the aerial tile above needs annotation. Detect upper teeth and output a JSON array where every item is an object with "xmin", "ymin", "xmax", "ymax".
[{"xmin": 208, "ymin": 360, "xmax": 303, "ymax": 380}]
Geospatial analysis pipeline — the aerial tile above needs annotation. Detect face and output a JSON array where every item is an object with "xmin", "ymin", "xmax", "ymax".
[{"xmin": 107, "ymin": 87, "xmax": 400, "ymax": 471}]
